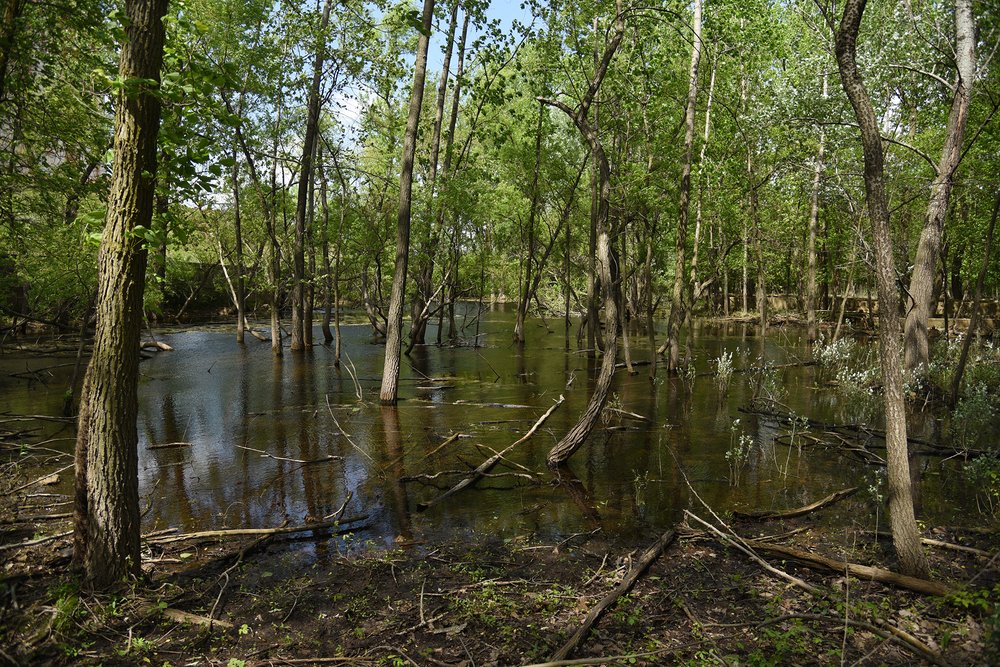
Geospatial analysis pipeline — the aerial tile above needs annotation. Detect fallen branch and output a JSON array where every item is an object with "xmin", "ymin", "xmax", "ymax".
[
  {"xmin": 5, "ymin": 464, "xmax": 73, "ymax": 494},
  {"xmin": 549, "ymin": 528, "xmax": 678, "ymax": 661},
  {"xmin": 146, "ymin": 516, "xmax": 367, "ymax": 545},
  {"xmin": 742, "ymin": 539, "xmax": 951, "ymax": 596},
  {"xmin": 148, "ymin": 441, "xmax": 192, "ymax": 450},
  {"xmin": 732, "ymin": 487, "xmax": 858, "ymax": 521},
  {"xmin": 417, "ymin": 395, "xmax": 565, "ymax": 511},
  {"xmin": 869, "ymin": 531, "xmax": 993, "ymax": 559},
  {"xmin": 162, "ymin": 607, "xmax": 233, "ymax": 630},
  {"xmin": 0, "ymin": 529, "xmax": 72, "ymax": 552},
  {"xmin": 236, "ymin": 445, "xmax": 341, "ymax": 465},
  {"xmin": 604, "ymin": 407, "xmax": 651, "ymax": 423}
]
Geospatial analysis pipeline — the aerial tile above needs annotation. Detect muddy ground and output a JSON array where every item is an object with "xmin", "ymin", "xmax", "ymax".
[{"xmin": 1, "ymin": 476, "xmax": 997, "ymax": 667}]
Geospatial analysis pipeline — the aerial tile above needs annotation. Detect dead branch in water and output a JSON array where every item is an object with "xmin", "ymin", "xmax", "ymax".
[
  {"xmin": 146, "ymin": 516, "xmax": 368, "ymax": 545},
  {"xmin": 732, "ymin": 487, "xmax": 858, "ymax": 521},
  {"xmin": 417, "ymin": 395, "xmax": 564, "ymax": 511},
  {"xmin": 235, "ymin": 444, "xmax": 340, "ymax": 465}
]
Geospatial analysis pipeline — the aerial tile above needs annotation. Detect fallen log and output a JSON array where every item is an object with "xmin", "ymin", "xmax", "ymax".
[
  {"xmin": 417, "ymin": 395, "xmax": 564, "ymax": 512},
  {"xmin": 235, "ymin": 444, "xmax": 340, "ymax": 465},
  {"xmin": 148, "ymin": 441, "xmax": 192, "ymax": 450},
  {"xmin": 743, "ymin": 539, "xmax": 951, "ymax": 596},
  {"xmin": 162, "ymin": 608, "xmax": 232, "ymax": 630},
  {"xmin": 141, "ymin": 340, "xmax": 174, "ymax": 352},
  {"xmin": 549, "ymin": 528, "xmax": 678, "ymax": 661},
  {"xmin": 869, "ymin": 531, "xmax": 993, "ymax": 559},
  {"xmin": 732, "ymin": 487, "xmax": 858, "ymax": 521},
  {"xmin": 146, "ymin": 515, "xmax": 367, "ymax": 545}
]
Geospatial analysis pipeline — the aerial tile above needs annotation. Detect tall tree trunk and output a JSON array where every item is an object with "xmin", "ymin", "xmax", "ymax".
[
  {"xmin": 807, "ymin": 74, "xmax": 828, "ymax": 343},
  {"xmin": 409, "ymin": 0, "xmax": 459, "ymax": 349},
  {"xmin": 835, "ymin": 0, "xmax": 929, "ymax": 578},
  {"xmin": 514, "ymin": 103, "xmax": 545, "ymax": 345},
  {"xmin": 690, "ymin": 51, "xmax": 716, "ymax": 309},
  {"xmin": 319, "ymin": 145, "xmax": 333, "ymax": 345},
  {"xmin": 903, "ymin": 0, "xmax": 975, "ymax": 372},
  {"xmin": 73, "ymin": 0, "xmax": 168, "ymax": 589},
  {"xmin": 380, "ymin": 0, "xmax": 434, "ymax": 405},
  {"xmin": 0, "ymin": 0, "xmax": 23, "ymax": 102},
  {"xmin": 585, "ymin": 15, "xmax": 600, "ymax": 357},
  {"xmin": 951, "ymin": 192, "xmax": 999, "ymax": 405},
  {"xmin": 291, "ymin": 0, "xmax": 333, "ymax": 351},
  {"xmin": 541, "ymin": 0, "xmax": 625, "ymax": 467},
  {"xmin": 232, "ymin": 147, "xmax": 246, "ymax": 345}
]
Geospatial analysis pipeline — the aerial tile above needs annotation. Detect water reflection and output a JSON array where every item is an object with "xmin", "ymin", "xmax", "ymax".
[{"xmin": 1, "ymin": 307, "xmax": 985, "ymax": 551}]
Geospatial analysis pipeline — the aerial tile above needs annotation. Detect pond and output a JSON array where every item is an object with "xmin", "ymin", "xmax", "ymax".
[{"xmin": 0, "ymin": 306, "xmax": 986, "ymax": 556}]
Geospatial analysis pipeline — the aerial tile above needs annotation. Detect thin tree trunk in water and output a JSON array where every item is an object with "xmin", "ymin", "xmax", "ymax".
[
  {"xmin": 318, "ymin": 145, "xmax": 333, "ymax": 346},
  {"xmin": 667, "ymin": 0, "xmax": 701, "ymax": 370},
  {"xmin": 515, "ymin": 103, "xmax": 544, "ymax": 345},
  {"xmin": 585, "ymin": 15, "xmax": 600, "ymax": 357},
  {"xmin": 541, "ymin": 0, "xmax": 625, "ymax": 467},
  {"xmin": 409, "ymin": 0, "xmax": 459, "ymax": 350},
  {"xmin": 835, "ymin": 0, "xmax": 929, "ymax": 578},
  {"xmin": 304, "ymin": 142, "xmax": 317, "ymax": 348},
  {"xmin": 951, "ymin": 192, "xmax": 999, "ymax": 406},
  {"xmin": 832, "ymin": 222, "xmax": 860, "ymax": 344},
  {"xmin": 380, "ymin": 0, "xmax": 434, "ymax": 405},
  {"xmin": 291, "ymin": 0, "xmax": 332, "ymax": 351},
  {"xmin": 73, "ymin": 0, "xmax": 168, "ymax": 588},
  {"xmin": 232, "ymin": 146, "xmax": 246, "ymax": 345},
  {"xmin": 690, "ymin": 48, "xmax": 716, "ymax": 310},
  {"xmin": 807, "ymin": 74, "xmax": 828, "ymax": 343},
  {"xmin": 903, "ymin": 0, "xmax": 975, "ymax": 372}
]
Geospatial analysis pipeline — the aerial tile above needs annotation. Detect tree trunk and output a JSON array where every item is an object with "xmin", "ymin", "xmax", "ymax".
[
  {"xmin": 667, "ymin": 0, "xmax": 701, "ymax": 370},
  {"xmin": 73, "ymin": 0, "xmax": 168, "ymax": 589},
  {"xmin": 903, "ymin": 0, "xmax": 976, "ymax": 372},
  {"xmin": 541, "ymin": 0, "xmax": 625, "ymax": 467},
  {"xmin": 514, "ymin": 103, "xmax": 544, "ymax": 345},
  {"xmin": 951, "ymin": 192, "xmax": 999, "ymax": 405},
  {"xmin": 690, "ymin": 51, "xmax": 716, "ymax": 309},
  {"xmin": 409, "ymin": 0, "xmax": 459, "ymax": 350},
  {"xmin": 835, "ymin": 0, "xmax": 929, "ymax": 578},
  {"xmin": 232, "ymin": 147, "xmax": 246, "ymax": 345},
  {"xmin": 291, "ymin": 0, "xmax": 332, "ymax": 351},
  {"xmin": 807, "ymin": 74, "xmax": 828, "ymax": 343},
  {"xmin": 319, "ymin": 145, "xmax": 333, "ymax": 346},
  {"xmin": 380, "ymin": 0, "xmax": 434, "ymax": 405}
]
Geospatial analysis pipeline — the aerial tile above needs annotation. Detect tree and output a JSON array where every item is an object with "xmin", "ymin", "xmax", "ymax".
[
  {"xmin": 73, "ymin": 0, "xmax": 170, "ymax": 588},
  {"xmin": 379, "ymin": 0, "xmax": 435, "ymax": 405},
  {"xmin": 834, "ymin": 0, "xmax": 929, "ymax": 578},
  {"xmin": 903, "ymin": 0, "xmax": 976, "ymax": 372},
  {"xmin": 542, "ymin": 0, "xmax": 625, "ymax": 467}
]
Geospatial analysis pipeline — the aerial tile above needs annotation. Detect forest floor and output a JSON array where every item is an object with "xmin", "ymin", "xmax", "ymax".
[{"xmin": 1, "ymin": 471, "xmax": 997, "ymax": 667}]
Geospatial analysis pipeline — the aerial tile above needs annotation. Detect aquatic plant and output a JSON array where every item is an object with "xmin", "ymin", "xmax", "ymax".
[{"xmin": 715, "ymin": 350, "xmax": 734, "ymax": 395}]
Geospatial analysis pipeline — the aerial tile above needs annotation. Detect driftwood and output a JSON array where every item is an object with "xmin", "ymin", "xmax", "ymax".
[
  {"xmin": 549, "ymin": 528, "xmax": 678, "ymax": 661},
  {"xmin": 417, "ymin": 395, "xmax": 564, "ymax": 511},
  {"xmin": 140, "ymin": 340, "xmax": 173, "ymax": 351},
  {"xmin": 148, "ymin": 441, "xmax": 192, "ymax": 450},
  {"xmin": 732, "ymin": 487, "xmax": 858, "ymax": 521},
  {"xmin": 0, "ymin": 529, "xmax": 73, "ymax": 552},
  {"xmin": 742, "ymin": 539, "xmax": 951, "ymax": 596},
  {"xmin": 235, "ymin": 444, "xmax": 340, "ymax": 465},
  {"xmin": 146, "ymin": 515, "xmax": 367, "ymax": 545},
  {"xmin": 162, "ymin": 608, "xmax": 233, "ymax": 630}
]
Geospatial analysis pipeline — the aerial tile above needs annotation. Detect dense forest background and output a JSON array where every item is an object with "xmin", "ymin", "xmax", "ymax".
[{"xmin": 1, "ymin": 0, "xmax": 997, "ymax": 350}]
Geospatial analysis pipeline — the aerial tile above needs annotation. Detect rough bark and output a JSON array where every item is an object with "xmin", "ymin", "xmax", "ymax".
[
  {"xmin": 409, "ymin": 0, "xmax": 459, "ymax": 349},
  {"xmin": 950, "ymin": 192, "xmax": 999, "ymax": 405},
  {"xmin": 835, "ymin": 0, "xmax": 929, "ymax": 577},
  {"xmin": 903, "ymin": 0, "xmax": 975, "ymax": 372},
  {"xmin": 666, "ymin": 0, "xmax": 702, "ymax": 371},
  {"xmin": 291, "ymin": 0, "xmax": 332, "ymax": 351},
  {"xmin": 514, "ymin": 103, "xmax": 544, "ymax": 345},
  {"xmin": 380, "ymin": 0, "xmax": 434, "ymax": 405},
  {"xmin": 73, "ymin": 0, "xmax": 168, "ymax": 588},
  {"xmin": 541, "ymin": 0, "xmax": 625, "ymax": 467},
  {"xmin": 807, "ymin": 74, "xmax": 828, "ymax": 343}
]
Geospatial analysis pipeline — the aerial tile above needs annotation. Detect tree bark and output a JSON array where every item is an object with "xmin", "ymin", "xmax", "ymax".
[
  {"xmin": 409, "ymin": 0, "xmax": 459, "ymax": 350},
  {"xmin": 291, "ymin": 0, "xmax": 332, "ymax": 351},
  {"xmin": 950, "ymin": 192, "xmax": 999, "ymax": 405},
  {"xmin": 380, "ymin": 0, "xmax": 434, "ymax": 405},
  {"xmin": 514, "ymin": 103, "xmax": 544, "ymax": 345},
  {"xmin": 835, "ymin": 0, "xmax": 929, "ymax": 578},
  {"xmin": 666, "ymin": 0, "xmax": 702, "ymax": 371},
  {"xmin": 73, "ymin": 0, "xmax": 169, "ymax": 588},
  {"xmin": 541, "ymin": 0, "xmax": 625, "ymax": 467},
  {"xmin": 807, "ymin": 74, "xmax": 828, "ymax": 343},
  {"xmin": 903, "ymin": 0, "xmax": 976, "ymax": 372}
]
